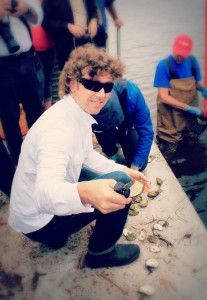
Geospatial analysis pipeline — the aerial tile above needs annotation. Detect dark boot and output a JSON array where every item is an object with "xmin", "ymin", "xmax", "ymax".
[{"xmin": 85, "ymin": 244, "xmax": 140, "ymax": 269}]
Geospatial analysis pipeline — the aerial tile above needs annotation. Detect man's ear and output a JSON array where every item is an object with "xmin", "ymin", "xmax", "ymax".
[{"xmin": 69, "ymin": 79, "xmax": 77, "ymax": 93}]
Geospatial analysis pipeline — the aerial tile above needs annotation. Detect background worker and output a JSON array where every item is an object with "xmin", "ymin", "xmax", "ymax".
[
  {"xmin": 96, "ymin": 0, "xmax": 123, "ymax": 47},
  {"xmin": 92, "ymin": 79, "xmax": 154, "ymax": 171},
  {"xmin": 30, "ymin": 0, "xmax": 55, "ymax": 111},
  {"xmin": 153, "ymin": 34, "xmax": 207, "ymax": 160},
  {"xmin": 0, "ymin": 0, "xmax": 44, "ymax": 166},
  {"xmin": 42, "ymin": 0, "xmax": 98, "ymax": 70}
]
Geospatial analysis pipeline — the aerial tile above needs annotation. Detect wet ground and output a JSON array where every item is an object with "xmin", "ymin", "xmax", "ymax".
[
  {"xmin": 167, "ymin": 133, "xmax": 207, "ymax": 227},
  {"xmin": 107, "ymin": 0, "xmax": 207, "ymax": 227}
]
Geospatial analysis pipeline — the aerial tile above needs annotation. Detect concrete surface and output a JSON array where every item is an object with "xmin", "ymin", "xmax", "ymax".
[{"xmin": 0, "ymin": 142, "xmax": 207, "ymax": 300}]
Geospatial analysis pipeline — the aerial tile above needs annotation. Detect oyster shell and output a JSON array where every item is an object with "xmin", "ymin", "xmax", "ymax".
[
  {"xmin": 146, "ymin": 258, "xmax": 159, "ymax": 268},
  {"xmin": 126, "ymin": 180, "xmax": 144, "ymax": 197},
  {"xmin": 133, "ymin": 195, "xmax": 142, "ymax": 203},
  {"xmin": 147, "ymin": 189, "xmax": 160, "ymax": 199},
  {"xmin": 128, "ymin": 203, "xmax": 139, "ymax": 216},
  {"xmin": 148, "ymin": 155, "xmax": 156, "ymax": 163},
  {"xmin": 150, "ymin": 245, "xmax": 161, "ymax": 253},
  {"xmin": 123, "ymin": 228, "xmax": 131, "ymax": 236},
  {"xmin": 138, "ymin": 229, "xmax": 147, "ymax": 241},
  {"xmin": 139, "ymin": 198, "xmax": 148, "ymax": 207},
  {"xmin": 147, "ymin": 235, "xmax": 157, "ymax": 243},
  {"xmin": 139, "ymin": 284, "xmax": 155, "ymax": 296},
  {"xmin": 156, "ymin": 177, "xmax": 164, "ymax": 186},
  {"xmin": 145, "ymin": 258, "xmax": 159, "ymax": 273},
  {"xmin": 153, "ymin": 223, "xmax": 163, "ymax": 231},
  {"xmin": 125, "ymin": 232, "xmax": 136, "ymax": 241}
]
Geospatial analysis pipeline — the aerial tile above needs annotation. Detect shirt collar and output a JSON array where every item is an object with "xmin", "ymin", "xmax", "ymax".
[{"xmin": 63, "ymin": 94, "xmax": 97, "ymax": 125}]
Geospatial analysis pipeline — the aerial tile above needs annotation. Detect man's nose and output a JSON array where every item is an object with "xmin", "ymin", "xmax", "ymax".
[{"xmin": 96, "ymin": 88, "xmax": 106, "ymax": 97}]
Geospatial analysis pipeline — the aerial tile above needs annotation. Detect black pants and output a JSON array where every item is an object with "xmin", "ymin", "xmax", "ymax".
[
  {"xmin": 0, "ymin": 138, "xmax": 15, "ymax": 196},
  {"xmin": 0, "ymin": 52, "xmax": 44, "ymax": 165},
  {"xmin": 26, "ymin": 171, "xmax": 131, "ymax": 251}
]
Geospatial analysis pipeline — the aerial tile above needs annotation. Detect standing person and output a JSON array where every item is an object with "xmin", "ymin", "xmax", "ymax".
[
  {"xmin": 0, "ymin": 0, "xmax": 44, "ymax": 166},
  {"xmin": 9, "ymin": 44, "xmax": 150, "ymax": 269},
  {"xmin": 153, "ymin": 34, "xmax": 207, "ymax": 160},
  {"xmin": 92, "ymin": 79, "xmax": 154, "ymax": 171},
  {"xmin": 42, "ymin": 0, "xmax": 98, "ymax": 70},
  {"xmin": 31, "ymin": 0, "xmax": 56, "ymax": 111},
  {"xmin": 95, "ymin": 0, "xmax": 123, "ymax": 47}
]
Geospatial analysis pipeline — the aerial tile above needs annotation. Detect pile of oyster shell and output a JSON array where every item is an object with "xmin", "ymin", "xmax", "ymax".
[
  {"xmin": 127, "ymin": 177, "xmax": 164, "ymax": 216},
  {"xmin": 122, "ymin": 177, "xmax": 168, "ymax": 297}
]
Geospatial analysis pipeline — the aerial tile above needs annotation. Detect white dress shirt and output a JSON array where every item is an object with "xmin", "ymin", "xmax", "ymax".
[{"xmin": 9, "ymin": 95, "xmax": 124, "ymax": 234}]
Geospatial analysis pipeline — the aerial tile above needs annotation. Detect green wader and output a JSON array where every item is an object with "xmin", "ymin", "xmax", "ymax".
[{"xmin": 157, "ymin": 77, "xmax": 199, "ymax": 143}]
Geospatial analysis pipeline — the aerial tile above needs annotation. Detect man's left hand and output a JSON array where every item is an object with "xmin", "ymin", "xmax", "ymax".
[
  {"xmin": 10, "ymin": 0, "xmax": 28, "ymax": 17},
  {"xmin": 201, "ymin": 88, "xmax": 207, "ymax": 98},
  {"xmin": 199, "ymin": 86, "xmax": 207, "ymax": 98},
  {"xmin": 122, "ymin": 167, "xmax": 151, "ymax": 192},
  {"xmin": 88, "ymin": 18, "xmax": 97, "ymax": 38}
]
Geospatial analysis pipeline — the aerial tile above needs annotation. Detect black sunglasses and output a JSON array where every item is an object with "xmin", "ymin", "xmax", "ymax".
[{"xmin": 78, "ymin": 78, "xmax": 114, "ymax": 93}]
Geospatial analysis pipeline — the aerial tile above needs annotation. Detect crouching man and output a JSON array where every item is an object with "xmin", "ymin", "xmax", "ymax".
[{"xmin": 9, "ymin": 44, "xmax": 150, "ymax": 269}]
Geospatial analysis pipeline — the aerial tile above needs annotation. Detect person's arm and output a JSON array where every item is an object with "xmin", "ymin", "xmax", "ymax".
[
  {"xmin": 159, "ymin": 88, "xmax": 203, "ymax": 116},
  {"xmin": 77, "ymin": 179, "xmax": 131, "ymax": 214},
  {"xmin": 158, "ymin": 87, "xmax": 188, "ymax": 110},
  {"xmin": 85, "ymin": 0, "xmax": 98, "ymax": 38},
  {"xmin": 42, "ymin": 0, "xmax": 69, "ymax": 34},
  {"xmin": 0, "ymin": 0, "xmax": 10, "ymax": 20},
  {"xmin": 125, "ymin": 81, "xmax": 154, "ymax": 169},
  {"xmin": 11, "ymin": 0, "xmax": 43, "ymax": 24},
  {"xmin": 34, "ymin": 122, "xmax": 148, "ymax": 215},
  {"xmin": 106, "ymin": 3, "xmax": 123, "ymax": 28},
  {"xmin": 196, "ymin": 81, "xmax": 207, "ymax": 98},
  {"xmin": 154, "ymin": 59, "xmax": 203, "ymax": 116},
  {"xmin": 88, "ymin": 18, "xmax": 98, "ymax": 38},
  {"xmin": 77, "ymin": 167, "xmax": 150, "ymax": 214}
]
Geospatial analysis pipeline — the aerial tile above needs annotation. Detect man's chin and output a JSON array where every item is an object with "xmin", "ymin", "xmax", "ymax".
[{"xmin": 90, "ymin": 107, "xmax": 103, "ymax": 115}]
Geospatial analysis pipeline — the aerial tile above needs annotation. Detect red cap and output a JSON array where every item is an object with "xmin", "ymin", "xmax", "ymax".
[{"xmin": 173, "ymin": 34, "xmax": 193, "ymax": 58}]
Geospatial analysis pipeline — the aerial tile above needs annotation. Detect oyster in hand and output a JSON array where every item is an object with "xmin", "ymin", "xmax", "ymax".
[{"xmin": 126, "ymin": 180, "xmax": 144, "ymax": 197}]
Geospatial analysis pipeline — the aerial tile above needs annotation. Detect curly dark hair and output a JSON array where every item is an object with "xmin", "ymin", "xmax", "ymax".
[{"xmin": 59, "ymin": 43, "xmax": 125, "ymax": 97}]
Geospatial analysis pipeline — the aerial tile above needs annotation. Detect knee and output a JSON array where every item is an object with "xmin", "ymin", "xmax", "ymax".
[{"xmin": 107, "ymin": 171, "xmax": 131, "ymax": 184}]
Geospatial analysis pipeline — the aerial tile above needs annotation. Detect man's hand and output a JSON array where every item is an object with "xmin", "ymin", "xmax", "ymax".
[
  {"xmin": 185, "ymin": 105, "xmax": 203, "ymax": 117},
  {"xmin": 10, "ymin": 0, "xmax": 29, "ymax": 17},
  {"xmin": 88, "ymin": 18, "xmax": 97, "ymax": 38},
  {"xmin": 0, "ymin": 0, "xmax": 10, "ymax": 20},
  {"xmin": 67, "ymin": 23, "xmax": 85, "ymax": 37},
  {"xmin": 114, "ymin": 18, "xmax": 123, "ymax": 29},
  {"xmin": 77, "ymin": 179, "xmax": 132, "ymax": 214},
  {"xmin": 122, "ymin": 167, "xmax": 151, "ymax": 192},
  {"xmin": 200, "ymin": 86, "xmax": 207, "ymax": 98},
  {"xmin": 9, "ymin": 0, "xmax": 38, "ymax": 24}
]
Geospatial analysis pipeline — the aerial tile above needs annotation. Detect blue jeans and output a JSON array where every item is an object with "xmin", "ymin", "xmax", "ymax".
[
  {"xmin": 26, "ymin": 171, "xmax": 132, "ymax": 251},
  {"xmin": 0, "ymin": 51, "xmax": 44, "ymax": 164}
]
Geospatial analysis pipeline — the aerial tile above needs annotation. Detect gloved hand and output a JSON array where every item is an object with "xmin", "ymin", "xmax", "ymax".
[
  {"xmin": 199, "ymin": 86, "xmax": 207, "ymax": 98},
  {"xmin": 185, "ymin": 105, "xmax": 203, "ymax": 117}
]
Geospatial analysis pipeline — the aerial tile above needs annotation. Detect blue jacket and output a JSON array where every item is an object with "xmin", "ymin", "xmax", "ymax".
[{"xmin": 92, "ymin": 80, "xmax": 154, "ymax": 167}]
